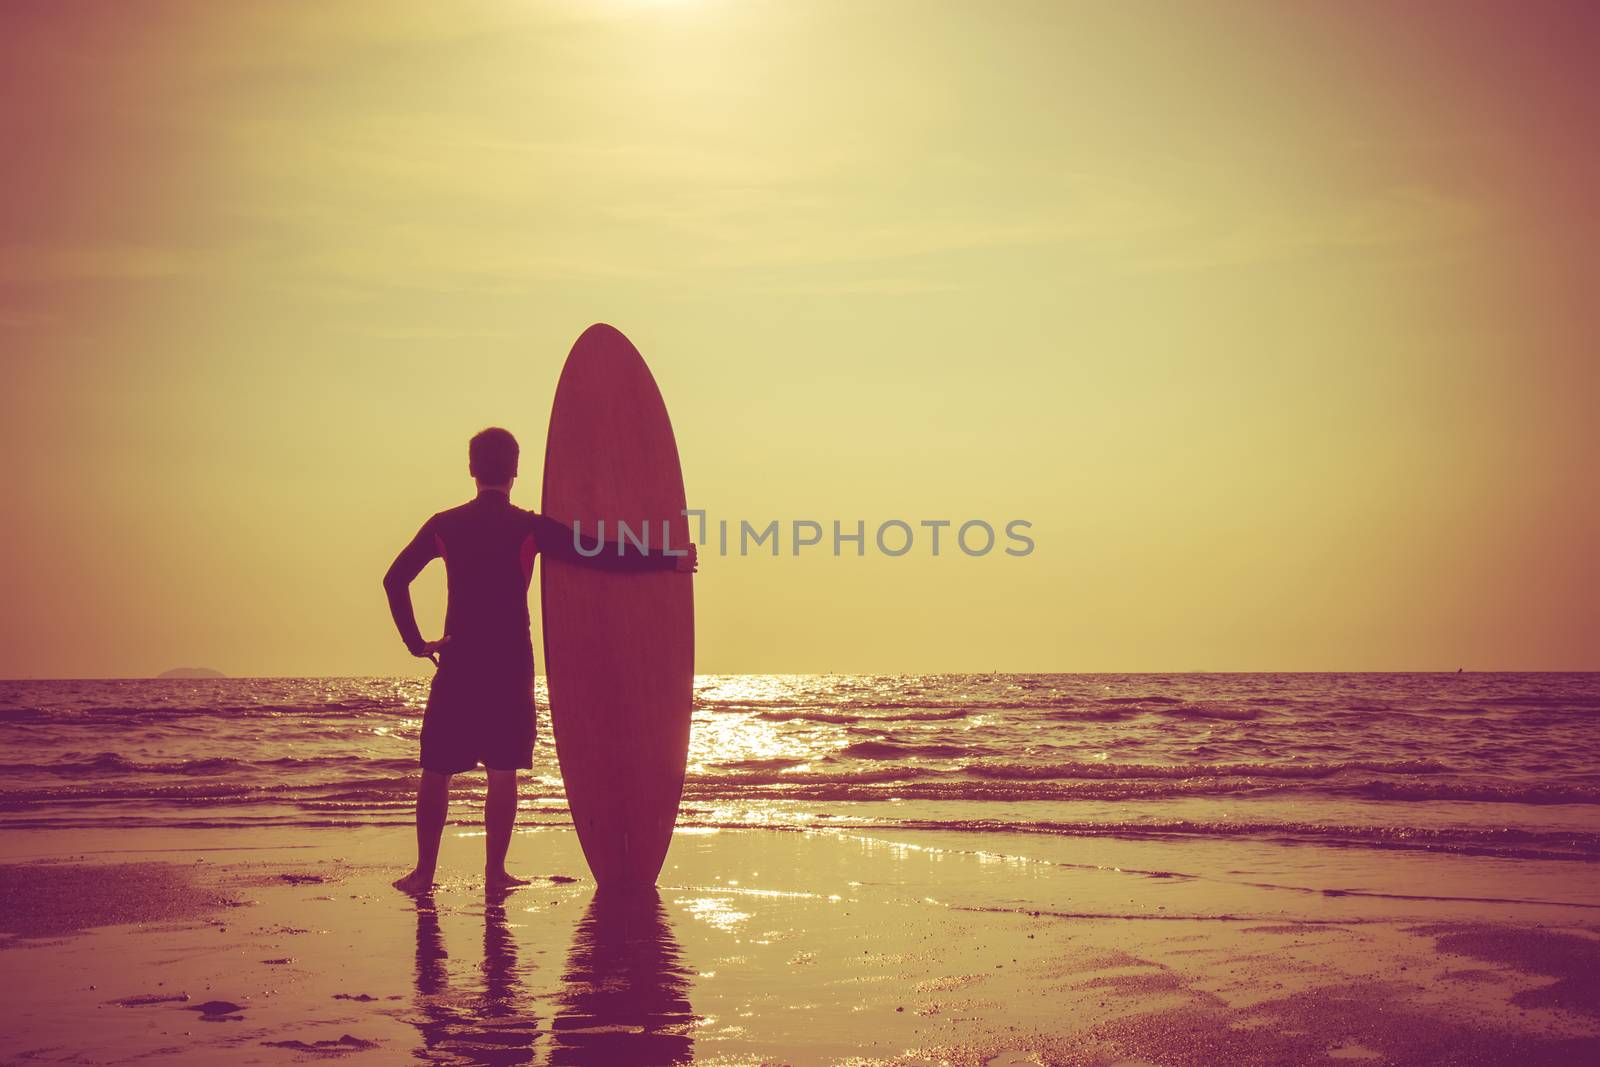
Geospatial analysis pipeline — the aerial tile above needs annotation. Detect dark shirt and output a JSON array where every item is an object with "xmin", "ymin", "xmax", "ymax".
[{"xmin": 383, "ymin": 489, "xmax": 674, "ymax": 657}]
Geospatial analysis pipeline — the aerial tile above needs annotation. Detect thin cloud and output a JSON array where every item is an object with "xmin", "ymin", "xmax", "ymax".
[{"xmin": 1132, "ymin": 186, "xmax": 1484, "ymax": 273}]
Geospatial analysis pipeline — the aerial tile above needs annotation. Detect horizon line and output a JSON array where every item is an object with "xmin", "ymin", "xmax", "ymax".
[{"xmin": 5, "ymin": 669, "xmax": 1599, "ymax": 682}]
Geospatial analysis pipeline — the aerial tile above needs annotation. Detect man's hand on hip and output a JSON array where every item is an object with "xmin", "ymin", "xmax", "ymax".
[{"xmin": 414, "ymin": 636, "xmax": 451, "ymax": 659}]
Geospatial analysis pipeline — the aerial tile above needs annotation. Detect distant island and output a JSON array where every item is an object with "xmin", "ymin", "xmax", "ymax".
[{"xmin": 157, "ymin": 667, "xmax": 226, "ymax": 679}]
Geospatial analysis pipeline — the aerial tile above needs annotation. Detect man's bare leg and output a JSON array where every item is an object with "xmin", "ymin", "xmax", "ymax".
[
  {"xmin": 485, "ymin": 768, "xmax": 529, "ymax": 890},
  {"xmin": 394, "ymin": 769, "xmax": 451, "ymax": 894}
]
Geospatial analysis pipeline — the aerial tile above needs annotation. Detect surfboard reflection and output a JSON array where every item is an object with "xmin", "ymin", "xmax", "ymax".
[
  {"xmin": 409, "ymin": 891, "xmax": 541, "ymax": 1064},
  {"xmin": 549, "ymin": 887, "xmax": 696, "ymax": 1065}
]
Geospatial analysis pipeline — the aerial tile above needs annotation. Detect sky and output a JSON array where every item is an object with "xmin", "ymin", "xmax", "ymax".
[{"xmin": 1, "ymin": 0, "xmax": 1596, "ymax": 677}]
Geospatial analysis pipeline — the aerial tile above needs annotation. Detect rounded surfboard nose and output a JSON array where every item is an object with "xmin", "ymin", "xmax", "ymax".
[{"xmin": 540, "ymin": 324, "xmax": 694, "ymax": 889}]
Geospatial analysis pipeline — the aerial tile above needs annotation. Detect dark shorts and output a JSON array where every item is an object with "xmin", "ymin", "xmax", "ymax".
[{"xmin": 420, "ymin": 647, "xmax": 536, "ymax": 774}]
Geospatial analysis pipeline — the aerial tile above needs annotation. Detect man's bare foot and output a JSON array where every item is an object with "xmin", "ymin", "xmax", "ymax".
[
  {"xmin": 485, "ymin": 869, "xmax": 530, "ymax": 891},
  {"xmin": 393, "ymin": 869, "xmax": 435, "ymax": 895}
]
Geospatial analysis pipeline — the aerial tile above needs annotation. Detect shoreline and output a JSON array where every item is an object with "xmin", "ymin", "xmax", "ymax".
[{"xmin": 3, "ymin": 825, "xmax": 1598, "ymax": 1064}]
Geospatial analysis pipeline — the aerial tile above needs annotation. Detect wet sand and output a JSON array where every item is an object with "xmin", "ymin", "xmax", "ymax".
[{"xmin": 2, "ymin": 824, "xmax": 1598, "ymax": 1065}]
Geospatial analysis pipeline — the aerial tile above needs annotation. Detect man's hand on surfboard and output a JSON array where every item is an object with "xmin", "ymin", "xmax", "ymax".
[{"xmin": 675, "ymin": 543, "xmax": 698, "ymax": 574}]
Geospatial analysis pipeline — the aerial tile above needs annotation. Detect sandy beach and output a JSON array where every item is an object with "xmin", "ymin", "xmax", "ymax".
[{"xmin": 4, "ymin": 822, "xmax": 1598, "ymax": 1065}]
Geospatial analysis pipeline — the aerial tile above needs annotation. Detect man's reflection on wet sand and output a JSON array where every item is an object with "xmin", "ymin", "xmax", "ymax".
[
  {"xmin": 409, "ymin": 890, "xmax": 541, "ymax": 1065},
  {"xmin": 549, "ymin": 888, "xmax": 696, "ymax": 1065}
]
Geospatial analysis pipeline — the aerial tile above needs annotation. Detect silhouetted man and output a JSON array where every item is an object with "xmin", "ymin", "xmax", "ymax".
[{"xmin": 384, "ymin": 427, "xmax": 695, "ymax": 893}]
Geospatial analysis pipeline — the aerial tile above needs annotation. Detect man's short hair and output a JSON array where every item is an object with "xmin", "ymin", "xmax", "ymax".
[{"xmin": 469, "ymin": 427, "xmax": 519, "ymax": 484}]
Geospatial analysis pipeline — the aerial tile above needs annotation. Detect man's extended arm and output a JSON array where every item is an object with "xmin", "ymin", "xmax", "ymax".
[
  {"xmin": 383, "ymin": 519, "xmax": 441, "ymax": 655},
  {"xmin": 531, "ymin": 513, "xmax": 697, "ymax": 573}
]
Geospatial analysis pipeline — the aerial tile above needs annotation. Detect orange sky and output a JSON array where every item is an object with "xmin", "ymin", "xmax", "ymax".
[{"xmin": 2, "ymin": 1, "xmax": 1596, "ymax": 677}]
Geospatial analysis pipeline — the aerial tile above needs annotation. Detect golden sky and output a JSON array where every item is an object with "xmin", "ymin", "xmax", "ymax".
[{"xmin": 2, "ymin": 1, "xmax": 1596, "ymax": 676}]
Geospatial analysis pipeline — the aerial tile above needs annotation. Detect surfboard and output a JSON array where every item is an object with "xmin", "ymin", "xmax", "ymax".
[{"xmin": 540, "ymin": 323, "xmax": 694, "ymax": 889}]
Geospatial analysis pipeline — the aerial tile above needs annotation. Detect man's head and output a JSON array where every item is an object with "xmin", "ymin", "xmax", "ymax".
[{"xmin": 469, "ymin": 427, "xmax": 519, "ymax": 489}]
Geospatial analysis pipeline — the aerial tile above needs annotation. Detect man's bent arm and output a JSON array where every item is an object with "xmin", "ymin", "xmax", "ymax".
[
  {"xmin": 531, "ymin": 513, "xmax": 682, "ymax": 573},
  {"xmin": 383, "ymin": 519, "xmax": 441, "ymax": 654}
]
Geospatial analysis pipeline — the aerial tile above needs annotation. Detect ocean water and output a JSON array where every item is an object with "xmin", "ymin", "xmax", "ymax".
[{"xmin": 2, "ymin": 673, "xmax": 1598, "ymax": 868}]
